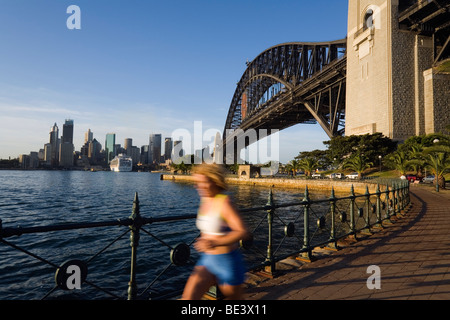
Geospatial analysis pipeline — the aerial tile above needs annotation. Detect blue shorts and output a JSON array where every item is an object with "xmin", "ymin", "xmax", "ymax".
[{"xmin": 197, "ymin": 250, "xmax": 246, "ymax": 286}]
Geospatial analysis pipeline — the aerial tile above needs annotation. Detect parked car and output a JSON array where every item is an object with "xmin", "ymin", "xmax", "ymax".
[
  {"xmin": 312, "ymin": 173, "xmax": 323, "ymax": 178},
  {"xmin": 405, "ymin": 174, "xmax": 419, "ymax": 182},
  {"xmin": 328, "ymin": 173, "xmax": 345, "ymax": 179},
  {"xmin": 422, "ymin": 175, "xmax": 435, "ymax": 184},
  {"xmin": 346, "ymin": 172, "xmax": 359, "ymax": 179}
]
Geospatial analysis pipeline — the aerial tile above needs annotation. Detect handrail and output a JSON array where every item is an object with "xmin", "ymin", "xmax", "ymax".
[{"xmin": 0, "ymin": 180, "xmax": 410, "ymax": 300}]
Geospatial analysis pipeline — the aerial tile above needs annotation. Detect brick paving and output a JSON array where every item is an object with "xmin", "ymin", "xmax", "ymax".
[{"xmin": 243, "ymin": 186, "xmax": 450, "ymax": 300}]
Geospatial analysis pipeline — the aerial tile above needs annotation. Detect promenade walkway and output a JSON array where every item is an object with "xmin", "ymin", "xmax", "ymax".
[{"xmin": 243, "ymin": 186, "xmax": 450, "ymax": 300}]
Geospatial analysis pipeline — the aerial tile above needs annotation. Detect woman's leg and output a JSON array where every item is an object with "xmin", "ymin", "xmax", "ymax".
[
  {"xmin": 182, "ymin": 266, "xmax": 216, "ymax": 300},
  {"xmin": 219, "ymin": 284, "xmax": 244, "ymax": 300}
]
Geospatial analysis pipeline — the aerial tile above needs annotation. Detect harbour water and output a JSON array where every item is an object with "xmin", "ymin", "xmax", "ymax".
[{"xmin": 0, "ymin": 170, "xmax": 328, "ymax": 300}]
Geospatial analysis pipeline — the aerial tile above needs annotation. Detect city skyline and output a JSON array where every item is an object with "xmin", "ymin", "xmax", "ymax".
[
  {"xmin": 0, "ymin": 1, "xmax": 349, "ymax": 163},
  {"xmin": 40, "ymin": 119, "xmax": 174, "ymax": 165}
]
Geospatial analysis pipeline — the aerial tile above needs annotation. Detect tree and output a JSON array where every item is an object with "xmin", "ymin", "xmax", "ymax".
[
  {"xmin": 421, "ymin": 144, "xmax": 450, "ymax": 189},
  {"xmin": 297, "ymin": 157, "xmax": 320, "ymax": 177},
  {"xmin": 343, "ymin": 153, "xmax": 373, "ymax": 179},
  {"xmin": 395, "ymin": 132, "xmax": 450, "ymax": 182},
  {"xmin": 386, "ymin": 150, "xmax": 410, "ymax": 176},
  {"xmin": 323, "ymin": 133, "xmax": 397, "ymax": 166},
  {"xmin": 171, "ymin": 161, "xmax": 191, "ymax": 174},
  {"xmin": 295, "ymin": 149, "xmax": 330, "ymax": 169},
  {"xmin": 285, "ymin": 159, "xmax": 301, "ymax": 176},
  {"xmin": 407, "ymin": 143, "xmax": 426, "ymax": 176}
]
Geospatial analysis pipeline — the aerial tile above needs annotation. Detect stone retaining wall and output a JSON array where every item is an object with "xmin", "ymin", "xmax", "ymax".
[{"xmin": 161, "ymin": 174, "xmax": 386, "ymax": 195}]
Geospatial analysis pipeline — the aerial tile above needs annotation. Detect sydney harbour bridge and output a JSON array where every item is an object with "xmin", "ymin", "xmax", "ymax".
[
  {"xmin": 219, "ymin": 0, "xmax": 450, "ymax": 162},
  {"xmin": 224, "ymin": 39, "xmax": 347, "ymax": 139}
]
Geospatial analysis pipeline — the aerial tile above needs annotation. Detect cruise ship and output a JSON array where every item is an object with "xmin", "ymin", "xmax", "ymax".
[{"xmin": 110, "ymin": 154, "xmax": 132, "ymax": 172}]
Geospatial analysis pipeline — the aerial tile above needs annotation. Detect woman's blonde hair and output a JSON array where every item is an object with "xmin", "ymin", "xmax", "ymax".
[{"xmin": 192, "ymin": 163, "xmax": 228, "ymax": 191}]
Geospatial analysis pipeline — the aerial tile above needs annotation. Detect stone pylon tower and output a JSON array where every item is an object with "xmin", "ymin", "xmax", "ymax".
[{"xmin": 345, "ymin": 0, "xmax": 450, "ymax": 140}]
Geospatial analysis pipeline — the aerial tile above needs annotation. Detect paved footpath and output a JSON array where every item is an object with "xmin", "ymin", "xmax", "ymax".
[{"xmin": 243, "ymin": 186, "xmax": 450, "ymax": 300}]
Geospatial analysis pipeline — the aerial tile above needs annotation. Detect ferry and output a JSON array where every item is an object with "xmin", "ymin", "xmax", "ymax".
[{"xmin": 110, "ymin": 154, "xmax": 133, "ymax": 172}]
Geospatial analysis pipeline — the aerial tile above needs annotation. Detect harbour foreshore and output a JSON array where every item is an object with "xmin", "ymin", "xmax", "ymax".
[{"xmin": 160, "ymin": 174, "xmax": 391, "ymax": 195}]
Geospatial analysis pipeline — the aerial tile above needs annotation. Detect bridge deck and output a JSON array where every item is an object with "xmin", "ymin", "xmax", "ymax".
[{"xmin": 243, "ymin": 186, "xmax": 450, "ymax": 300}]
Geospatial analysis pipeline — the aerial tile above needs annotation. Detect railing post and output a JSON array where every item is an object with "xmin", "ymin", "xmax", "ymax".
[
  {"xmin": 348, "ymin": 185, "xmax": 357, "ymax": 241},
  {"xmin": 407, "ymin": 181, "xmax": 411, "ymax": 206},
  {"xmin": 326, "ymin": 187, "xmax": 339, "ymax": 251},
  {"xmin": 361, "ymin": 186, "xmax": 372, "ymax": 235},
  {"xmin": 128, "ymin": 192, "xmax": 142, "ymax": 300},
  {"xmin": 298, "ymin": 186, "xmax": 315, "ymax": 262},
  {"xmin": 383, "ymin": 185, "xmax": 394, "ymax": 225},
  {"xmin": 384, "ymin": 185, "xmax": 390, "ymax": 219},
  {"xmin": 403, "ymin": 181, "xmax": 411, "ymax": 212},
  {"xmin": 397, "ymin": 183, "xmax": 405, "ymax": 216},
  {"xmin": 391, "ymin": 183, "xmax": 398, "ymax": 219},
  {"xmin": 374, "ymin": 184, "xmax": 384, "ymax": 229},
  {"xmin": 263, "ymin": 189, "xmax": 276, "ymax": 277}
]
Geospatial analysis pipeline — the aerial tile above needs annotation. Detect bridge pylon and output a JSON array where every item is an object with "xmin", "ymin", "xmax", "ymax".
[{"xmin": 345, "ymin": 0, "xmax": 450, "ymax": 140}]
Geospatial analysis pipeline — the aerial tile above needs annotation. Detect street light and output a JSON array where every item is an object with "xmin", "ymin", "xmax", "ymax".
[
  {"xmin": 433, "ymin": 139, "xmax": 440, "ymax": 192},
  {"xmin": 378, "ymin": 155, "xmax": 382, "ymax": 172}
]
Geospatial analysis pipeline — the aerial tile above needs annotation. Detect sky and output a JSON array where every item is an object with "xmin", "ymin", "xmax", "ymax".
[{"xmin": 0, "ymin": 0, "xmax": 349, "ymax": 163}]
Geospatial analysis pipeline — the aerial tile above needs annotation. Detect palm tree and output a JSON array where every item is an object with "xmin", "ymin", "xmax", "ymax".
[
  {"xmin": 407, "ymin": 144, "xmax": 425, "ymax": 177},
  {"xmin": 343, "ymin": 153, "xmax": 373, "ymax": 179},
  {"xmin": 297, "ymin": 157, "xmax": 320, "ymax": 177},
  {"xmin": 387, "ymin": 150, "xmax": 409, "ymax": 176},
  {"xmin": 421, "ymin": 145, "xmax": 450, "ymax": 189}
]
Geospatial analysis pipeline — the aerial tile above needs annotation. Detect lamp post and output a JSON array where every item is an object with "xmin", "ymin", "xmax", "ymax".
[
  {"xmin": 433, "ymin": 139, "xmax": 440, "ymax": 192},
  {"xmin": 378, "ymin": 155, "xmax": 382, "ymax": 172}
]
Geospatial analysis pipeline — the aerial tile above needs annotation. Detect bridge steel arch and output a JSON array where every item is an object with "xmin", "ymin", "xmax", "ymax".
[{"xmin": 223, "ymin": 39, "xmax": 347, "ymax": 151}]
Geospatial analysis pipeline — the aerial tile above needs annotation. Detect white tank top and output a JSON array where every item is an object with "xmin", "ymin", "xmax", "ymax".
[{"xmin": 196, "ymin": 194, "xmax": 231, "ymax": 236}]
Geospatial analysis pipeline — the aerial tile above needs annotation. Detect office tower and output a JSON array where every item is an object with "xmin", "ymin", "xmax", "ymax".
[
  {"xmin": 105, "ymin": 133, "xmax": 116, "ymax": 164},
  {"xmin": 131, "ymin": 146, "xmax": 140, "ymax": 165},
  {"xmin": 141, "ymin": 145, "xmax": 149, "ymax": 164},
  {"xmin": 38, "ymin": 149, "xmax": 45, "ymax": 161},
  {"xmin": 85, "ymin": 129, "xmax": 93, "ymax": 144},
  {"xmin": 62, "ymin": 119, "xmax": 74, "ymax": 144},
  {"xmin": 59, "ymin": 142, "xmax": 74, "ymax": 168},
  {"xmin": 124, "ymin": 138, "xmax": 133, "ymax": 156},
  {"xmin": 19, "ymin": 154, "xmax": 30, "ymax": 169},
  {"xmin": 44, "ymin": 143, "xmax": 52, "ymax": 165},
  {"xmin": 164, "ymin": 137, "xmax": 172, "ymax": 161},
  {"xmin": 149, "ymin": 134, "xmax": 161, "ymax": 164},
  {"xmin": 88, "ymin": 138, "xmax": 102, "ymax": 164},
  {"xmin": 29, "ymin": 152, "xmax": 39, "ymax": 168},
  {"xmin": 49, "ymin": 123, "xmax": 59, "ymax": 167},
  {"xmin": 114, "ymin": 144, "xmax": 125, "ymax": 155},
  {"xmin": 60, "ymin": 119, "xmax": 74, "ymax": 168},
  {"xmin": 81, "ymin": 129, "xmax": 94, "ymax": 157}
]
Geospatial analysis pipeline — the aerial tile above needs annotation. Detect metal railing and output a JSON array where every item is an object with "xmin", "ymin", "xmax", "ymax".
[{"xmin": 0, "ymin": 180, "xmax": 410, "ymax": 300}]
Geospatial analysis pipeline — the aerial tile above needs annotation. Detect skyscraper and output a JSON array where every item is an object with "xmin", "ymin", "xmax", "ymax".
[
  {"xmin": 49, "ymin": 123, "xmax": 59, "ymax": 167},
  {"xmin": 59, "ymin": 119, "xmax": 74, "ymax": 168},
  {"xmin": 105, "ymin": 133, "xmax": 116, "ymax": 164},
  {"xmin": 85, "ymin": 129, "xmax": 93, "ymax": 144},
  {"xmin": 124, "ymin": 138, "xmax": 133, "ymax": 156},
  {"xmin": 88, "ymin": 138, "xmax": 102, "ymax": 164},
  {"xmin": 61, "ymin": 119, "xmax": 74, "ymax": 144},
  {"xmin": 164, "ymin": 137, "xmax": 172, "ymax": 161},
  {"xmin": 149, "ymin": 134, "xmax": 162, "ymax": 164}
]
